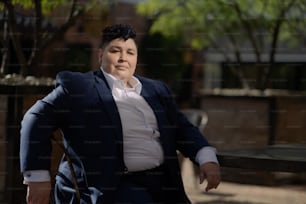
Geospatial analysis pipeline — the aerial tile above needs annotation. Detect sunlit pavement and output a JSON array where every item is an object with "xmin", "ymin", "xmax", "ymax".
[{"xmin": 181, "ymin": 159, "xmax": 306, "ymax": 204}]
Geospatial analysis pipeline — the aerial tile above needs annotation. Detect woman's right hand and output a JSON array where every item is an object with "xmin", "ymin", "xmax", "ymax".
[{"xmin": 26, "ymin": 181, "xmax": 51, "ymax": 204}]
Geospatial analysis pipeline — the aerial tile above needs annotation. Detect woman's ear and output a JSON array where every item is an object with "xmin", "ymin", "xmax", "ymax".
[{"xmin": 98, "ymin": 49, "xmax": 103, "ymax": 64}]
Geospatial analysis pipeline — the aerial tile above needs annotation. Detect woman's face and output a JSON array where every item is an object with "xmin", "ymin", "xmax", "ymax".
[{"xmin": 99, "ymin": 38, "xmax": 138, "ymax": 84}]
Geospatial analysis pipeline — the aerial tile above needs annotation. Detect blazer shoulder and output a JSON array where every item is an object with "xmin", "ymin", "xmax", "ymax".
[
  {"xmin": 137, "ymin": 75, "xmax": 167, "ymax": 89},
  {"xmin": 137, "ymin": 75, "xmax": 171, "ymax": 96},
  {"xmin": 55, "ymin": 71, "xmax": 95, "ymax": 93},
  {"xmin": 56, "ymin": 70, "xmax": 94, "ymax": 82}
]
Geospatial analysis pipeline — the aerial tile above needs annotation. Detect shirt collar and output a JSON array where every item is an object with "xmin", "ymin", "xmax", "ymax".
[{"xmin": 100, "ymin": 67, "xmax": 142, "ymax": 94}]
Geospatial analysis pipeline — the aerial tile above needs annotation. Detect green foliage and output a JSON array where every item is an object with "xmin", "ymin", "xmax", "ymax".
[
  {"xmin": 139, "ymin": 33, "xmax": 187, "ymax": 84},
  {"xmin": 137, "ymin": 0, "xmax": 306, "ymax": 90},
  {"xmin": 53, "ymin": 43, "xmax": 92, "ymax": 76},
  {"xmin": 5, "ymin": 0, "xmax": 100, "ymax": 16},
  {"xmin": 0, "ymin": 0, "xmax": 104, "ymax": 76},
  {"xmin": 11, "ymin": 0, "xmax": 34, "ymax": 8},
  {"xmin": 137, "ymin": 0, "xmax": 306, "ymax": 50},
  {"xmin": 9, "ymin": 0, "xmax": 65, "ymax": 12}
]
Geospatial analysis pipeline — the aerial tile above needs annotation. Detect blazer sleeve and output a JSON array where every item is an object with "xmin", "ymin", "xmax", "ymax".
[
  {"xmin": 155, "ymin": 81, "xmax": 211, "ymax": 161},
  {"xmin": 20, "ymin": 73, "xmax": 72, "ymax": 172}
]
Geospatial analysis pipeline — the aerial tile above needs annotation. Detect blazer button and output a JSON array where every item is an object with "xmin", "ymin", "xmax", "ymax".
[{"xmin": 124, "ymin": 167, "xmax": 129, "ymax": 174}]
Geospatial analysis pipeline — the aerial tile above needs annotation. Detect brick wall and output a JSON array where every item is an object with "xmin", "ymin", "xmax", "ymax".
[
  {"xmin": 200, "ymin": 95, "xmax": 306, "ymax": 149},
  {"xmin": 275, "ymin": 97, "xmax": 306, "ymax": 144},
  {"xmin": 201, "ymin": 96, "xmax": 271, "ymax": 151},
  {"xmin": 200, "ymin": 95, "xmax": 306, "ymax": 185},
  {"xmin": 0, "ymin": 95, "xmax": 7, "ymax": 199},
  {"xmin": 0, "ymin": 86, "xmax": 53, "ymax": 203}
]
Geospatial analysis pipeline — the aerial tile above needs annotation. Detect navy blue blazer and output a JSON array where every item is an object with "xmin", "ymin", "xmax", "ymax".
[{"xmin": 20, "ymin": 70, "xmax": 210, "ymax": 203}]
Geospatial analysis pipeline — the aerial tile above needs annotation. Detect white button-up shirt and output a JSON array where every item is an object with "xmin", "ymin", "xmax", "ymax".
[{"xmin": 103, "ymin": 69, "xmax": 164, "ymax": 171}]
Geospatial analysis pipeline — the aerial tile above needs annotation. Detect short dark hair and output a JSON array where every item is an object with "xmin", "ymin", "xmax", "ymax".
[{"xmin": 100, "ymin": 24, "xmax": 137, "ymax": 48}]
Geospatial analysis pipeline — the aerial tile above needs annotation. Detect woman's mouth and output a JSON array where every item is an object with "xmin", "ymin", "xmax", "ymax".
[{"xmin": 115, "ymin": 65, "xmax": 128, "ymax": 70}]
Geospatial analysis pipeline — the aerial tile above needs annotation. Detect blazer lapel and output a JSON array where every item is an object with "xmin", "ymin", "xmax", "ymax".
[
  {"xmin": 93, "ymin": 70, "xmax": 123, "ymax": 155},
  {"xmin": 139, "ymin": 80, "xmax": 169, "ymax": 144}
]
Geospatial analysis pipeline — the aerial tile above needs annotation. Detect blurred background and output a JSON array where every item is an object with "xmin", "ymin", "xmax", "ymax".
[{"xmin": 0, "ymin": 0, "xmax": 306, "ymax": 203}]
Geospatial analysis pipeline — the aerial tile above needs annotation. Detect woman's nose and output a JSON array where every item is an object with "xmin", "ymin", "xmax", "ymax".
[{"xmin": 119, "ymin": 52, "xmax": 127, "ymax": 61}]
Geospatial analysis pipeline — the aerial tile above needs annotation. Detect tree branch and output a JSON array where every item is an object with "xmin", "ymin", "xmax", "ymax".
[
  {"xmin": 3, "ymin": 0, "xmax": 28, "ymax": 75},
  {"xmin": 261, "ymin": 0, "xmax": 297, "ymax": 90},
  {"xmin": 40, "ymin": 0, "xmax": 82, "ymax": 51},
  {"xmin": 230, "ymin": 0, "xmax": 261, "ymax": 63},
  {"xmin": 1, "ymin": 10, "xmax": 9, "ymax": 75},
  {"xmin": 28, "ymin": 0, "xmax": 42, "ymax": 69},
  {"xmin": 226, "ymin": 30, "xmax": 250, "ymax": 89},
  {"xmin": 28, "ymin": 0, "xmax": 82, "ymax": 72},
  {"xmin": 69, "ymin": 0, "xmax": 78, "ymax": 19},
  {"xmin": 205, "ymin": 30, "xmax": 250, "ymax": 89}
]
